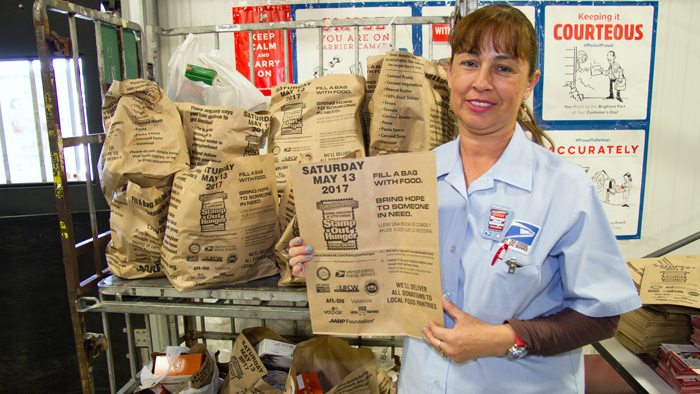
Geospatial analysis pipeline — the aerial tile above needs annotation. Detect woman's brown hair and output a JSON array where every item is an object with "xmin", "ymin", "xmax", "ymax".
[{"xmin": 450, "ymin": 4, "xmax": 554, "ymax": 148}]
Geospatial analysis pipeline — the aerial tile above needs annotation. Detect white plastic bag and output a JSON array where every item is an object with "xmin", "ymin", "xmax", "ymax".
[
  {"xmin": 165, "ymin": 34, "xmax": 268, "ymax": 112},
  {"xmin": 138, "ymin": 345, "xmax": 221, "ymax": 394}
]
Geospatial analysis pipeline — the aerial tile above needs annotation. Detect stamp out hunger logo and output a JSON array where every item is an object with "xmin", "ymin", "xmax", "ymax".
[
  {"xmin": 199, "ymin": 192, "xmax": 228, "ymax": 232},
  {"xmin": 317, "ymin": 199, "xmax": 360, "ymax": 250}
]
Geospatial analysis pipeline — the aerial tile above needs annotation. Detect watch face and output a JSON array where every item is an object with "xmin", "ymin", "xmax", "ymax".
[{"xmin": 507, "ymin": 346, "xmax": 528, "ymax": 360}]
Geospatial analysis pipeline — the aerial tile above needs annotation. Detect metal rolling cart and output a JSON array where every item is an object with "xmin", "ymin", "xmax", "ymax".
[
  {"xmin": 34, "ymin": 0, "xmax": 700, "ymax": 393},
  {"xmin": 34, "ymin": 0, "xmax": 452, "ymax": 392}
]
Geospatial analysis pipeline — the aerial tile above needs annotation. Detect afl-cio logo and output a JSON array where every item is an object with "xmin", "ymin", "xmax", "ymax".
[
  {"xmin": 189, "ymin": 243, "xmax": 201, "ymax": 254},
  {"xmin": 227, "ymin": 253, "xmax": 238, "ymax": 264},
  {"xmin": 364, "ymin": 280, "xmax": 379, "ymax": 295},
  {"xmin": 317, "ymin": 267, "xmax": 331, "ymax": 281}
]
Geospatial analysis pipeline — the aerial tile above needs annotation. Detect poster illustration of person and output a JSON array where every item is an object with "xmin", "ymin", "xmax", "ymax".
[
  {"xmin": 548, "ymin": 129, "xmax": 645, "ymax": 238},
  {"xmin": 292, "ymin": 4, "xmax": 413, "ymax": 83},
  {"xmin": 542, "ymin": 4, "xmax": 656, "ymax": 121}
]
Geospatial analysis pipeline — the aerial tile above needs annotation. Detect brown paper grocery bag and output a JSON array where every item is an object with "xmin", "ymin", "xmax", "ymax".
[
  {"xmin": 176, "ymin": 103, "xmax": 270, "ymax": 166},
  {"xmin": 283, "ymin": 336, "xmax": 379, "ymax": 394},
  {"xmin": 220, "ymin": 327, "xmax": 294, "ymax": 394},
  {"xmin": 362, "ymin": 55, "xmax": 385, "ymax": 152},
  {"xmin": 290, "ymin": 151, "xmax": 443, "ymax": 338},
  {"xmin": 105, "ymin": 179, "xmax": 171, "ymax": 279},
  {"xmin": 368, "ymin": 51, "xmax": 455, "ymax": 156},
  {"xmin": 160, "ymin": 154, "xmax": 280, "ymax": 291},
  {"xmin": 268, "ymin": 74, "xmax": 366, "ymax": 193},
  {"xmin": 99, "ymin": 79, "xmax": 189, "ymax": 202}
]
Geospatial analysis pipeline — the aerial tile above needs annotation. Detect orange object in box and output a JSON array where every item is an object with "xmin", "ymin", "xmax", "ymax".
[
  {"xmin": 153, "ymin": 353, "xmax": 205, "ymax": 393},
  {"xmin": 296, "ymin": 372, "xmax": 323, "ymax": 394}
]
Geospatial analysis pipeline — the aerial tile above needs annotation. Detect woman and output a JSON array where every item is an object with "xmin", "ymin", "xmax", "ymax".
[{"xmin": 289, "ymin": 5, "xmax": 640, "ymax": 392}]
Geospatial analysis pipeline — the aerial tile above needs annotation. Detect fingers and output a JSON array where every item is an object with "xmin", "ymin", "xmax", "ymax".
[
  {"xmin": 441, "ymin": 293, "xmax": 463, "ymax": 323},
  {"xmin": 288, "ymin": 237, "xmax": 313, "ymax": 278},
  {"xmin": 422, "ymin": 323, "xmax": 450, "ymax": 358}
]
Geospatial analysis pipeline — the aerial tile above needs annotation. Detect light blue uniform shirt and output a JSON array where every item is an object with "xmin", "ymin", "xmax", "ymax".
[{"xmin": 398, "ymin": 126, "xmax": 641, "ymax": 393}]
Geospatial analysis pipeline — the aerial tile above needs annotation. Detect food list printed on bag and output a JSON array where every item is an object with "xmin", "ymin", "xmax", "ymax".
[
  {"xmin": 290, "ymin": 151, "xmax": 443, "ymax": 338},
  {"xmin": 369, "ymin": 51, "xmax": 454, "ymax": 156}
]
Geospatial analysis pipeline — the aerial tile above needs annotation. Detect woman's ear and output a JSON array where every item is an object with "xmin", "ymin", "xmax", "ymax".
[
  {"xmin": 446, "ymin": 58, "xmax": 453, "ymax": 89},
  {"xmin": 523, "ymin": 69, "xmax": 540, "ymax": 100}
]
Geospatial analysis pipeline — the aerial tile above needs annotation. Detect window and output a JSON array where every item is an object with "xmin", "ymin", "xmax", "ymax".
[{"xmin": 0, "ymin": 59, "xmax": 89, "ymax": 184}]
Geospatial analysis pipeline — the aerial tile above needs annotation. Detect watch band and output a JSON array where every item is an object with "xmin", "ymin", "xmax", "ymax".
[{"xmin": 507, "ymin": 332, "xmax": 528, "ymax": 360}]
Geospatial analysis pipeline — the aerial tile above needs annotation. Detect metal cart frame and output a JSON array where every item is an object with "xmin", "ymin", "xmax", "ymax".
[{"xmin": 33, "ymin": 1, "xmax": 454, "ymax": 392}]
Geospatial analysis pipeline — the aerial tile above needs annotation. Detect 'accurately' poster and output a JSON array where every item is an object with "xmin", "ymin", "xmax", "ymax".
[
  {"xmin": 542, "ymin": 4, "xmax": 655, "ymax": 121},
  {"xmin": 549, "ymin": 129, "xmax": 646, "ymax": 237}
]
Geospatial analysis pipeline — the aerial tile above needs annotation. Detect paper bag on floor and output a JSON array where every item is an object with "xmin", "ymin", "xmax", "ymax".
[
  {"xmin": 99, "ymin": 79, "xmax": 189, "ymax": 202},
  {"xmin": 283, "ymin": 336, "xmax": 379, "ymax": 394},
  {"xmin": 220, "ymin": 327, "xmax": 294, "ymax": 394}
]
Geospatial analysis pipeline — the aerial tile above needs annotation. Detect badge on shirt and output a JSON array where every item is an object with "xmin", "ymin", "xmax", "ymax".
[
  {"xmin": 482, "ymin": 205, "xmax": 514, "ymax": 241},
  {"xmin": 503, "ymin": 220, "xmax": 541, "ymax": 255}
]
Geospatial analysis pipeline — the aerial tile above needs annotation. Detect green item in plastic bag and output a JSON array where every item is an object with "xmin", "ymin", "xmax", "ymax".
[{"xmin": 185, "ymin": 64, "xmax": 217, "ymax": 86}]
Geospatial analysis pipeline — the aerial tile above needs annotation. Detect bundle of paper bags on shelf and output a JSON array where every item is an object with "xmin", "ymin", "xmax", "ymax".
[
  {"xmin": 616, "ymin": 256, "xmax": 700, "ymax": 357},
  {"xmin": 217, "ymin": 327, "xmax": 398, "ymax": 394}
]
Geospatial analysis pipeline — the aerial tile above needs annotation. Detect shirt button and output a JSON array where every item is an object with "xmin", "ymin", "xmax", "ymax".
[
  {"xmin": 461, "ymin": 203, "xmax": 467, "ymax": 210},
  {"xmin": 450, "ymin": 245, "xmax": 456, "ymax": 253},
  {"xmin": 433, "ymin": 380, "xmax": 440, "ymax": 388}
]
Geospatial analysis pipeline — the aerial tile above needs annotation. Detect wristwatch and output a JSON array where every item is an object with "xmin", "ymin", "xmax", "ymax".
[{"xmin": 506, "ymin": 333, "xmax": 529, "ymax": 360}]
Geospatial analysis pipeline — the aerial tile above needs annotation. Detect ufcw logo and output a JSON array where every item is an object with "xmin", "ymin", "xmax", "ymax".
[{"xmin": 335, "ymin": 284, "xmax": 359, "ymax": 293}]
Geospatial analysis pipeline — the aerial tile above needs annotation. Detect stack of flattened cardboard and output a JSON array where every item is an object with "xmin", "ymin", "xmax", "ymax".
[
  {"xmin": 617, "ymin": 256, "xmax": 700, "ymax": 356},
  {"xmin": 616, "ymin": 308, "xmax": 691, "ymax": 356}
]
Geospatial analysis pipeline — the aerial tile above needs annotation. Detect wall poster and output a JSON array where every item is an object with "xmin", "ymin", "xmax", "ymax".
[
  {"xmin": 542, "ymin": 4, "xmax": 656, "ymax": 121},
  {"xmin": 536, "ymin": 1, "xmax": 658, "ymax": 239},
  {"xmin": 549, "ymin": 129, "xmax": 646, "ymax": 236}
]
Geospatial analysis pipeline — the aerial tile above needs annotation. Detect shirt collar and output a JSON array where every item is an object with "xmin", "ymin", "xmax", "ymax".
[{"xmin": 435, "ymin": 124, "xmax": 534, "ymax": 192}]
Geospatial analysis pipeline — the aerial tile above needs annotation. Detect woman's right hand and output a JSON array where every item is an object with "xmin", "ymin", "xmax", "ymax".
[{"xmin": 288, "ymin": 237, "xmax": 313, "ymax": 278}]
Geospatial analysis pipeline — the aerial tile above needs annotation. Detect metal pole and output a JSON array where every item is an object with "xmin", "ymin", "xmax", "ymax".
[
  {"xmin": 28, "ymin": 60, "xmax": 48, "ymax": 182},
  {"xmin": 0, "ymin": 98, "xmax": 12, "ymax": 183},
  {"xmin": 99, "ymin": 293, "xmax": 117, "ymax": 394},
  {"xmin": 248, "ymin": 30, "xmax": 254, "ymax": 83},
  {"xmin": 354, "ymin": 26, "xmax": 359, "ymax": 75},
  {"xmin": 69, "ymin": 13, "xmax": 103, "ymax": 277},
  {"xmin": 318, "ymin": 27, "xmax": 324, "ymax": 77},
  {"xmin": 643, "ymin": 231, "xmax": 700, "ymax": 258},
  {"xmin": 283, "ymin": 28, "xmax": 289, "ymax": 83}
]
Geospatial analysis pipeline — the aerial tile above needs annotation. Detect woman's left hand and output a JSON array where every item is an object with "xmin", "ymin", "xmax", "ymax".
[{"xmin": 421, "ymin": 294, "xmax": 516, "ymax": 364}]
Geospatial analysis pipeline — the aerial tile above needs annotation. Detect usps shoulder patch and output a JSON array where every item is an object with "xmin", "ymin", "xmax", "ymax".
[{"xmin": 503, "ymin": 220, "xmax": 541, "ymax": 255}]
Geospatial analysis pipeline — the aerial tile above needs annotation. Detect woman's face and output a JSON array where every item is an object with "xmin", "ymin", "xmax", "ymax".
[{"xmin": 447, "ymin": 44, "xmax": 539, "ymax": 139}]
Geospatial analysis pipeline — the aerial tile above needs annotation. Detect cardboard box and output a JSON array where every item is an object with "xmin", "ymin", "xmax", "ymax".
[
  {"xmin": 297, "ymin": 372, "xmax": 323, "ymax": 394},
  {"xmin": 254, "ymin": 338, "xmax": 295, "ymax": 370},
  {"xmin": 153, "ymin": 353, "xmax": 205, "ymax": 393}
]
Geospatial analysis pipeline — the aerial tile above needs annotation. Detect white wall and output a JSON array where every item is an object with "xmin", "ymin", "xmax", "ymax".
[{"xmin": 124, "ymin": 0, "xmax": 700, "ymax": 259}]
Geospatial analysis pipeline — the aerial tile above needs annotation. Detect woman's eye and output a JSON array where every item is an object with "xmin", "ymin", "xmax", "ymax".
[
  {"xmin": 462, "ymin": 60, "xmax": 477, "ymax": 67},
  {"xmin": 497, "ymin": 65, "xmax": 513, "ymax": 73}
]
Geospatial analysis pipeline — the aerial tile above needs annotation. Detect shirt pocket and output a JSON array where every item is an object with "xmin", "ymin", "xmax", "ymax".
[{"xmin": 468, "ymin": 246, "xmax": 543, "ymax": 320}]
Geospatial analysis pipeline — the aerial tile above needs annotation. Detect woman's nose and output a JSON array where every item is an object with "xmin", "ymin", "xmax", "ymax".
[{"xmin": 472, "ymin": 67, "xmax": 493, "ymax": 91}]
